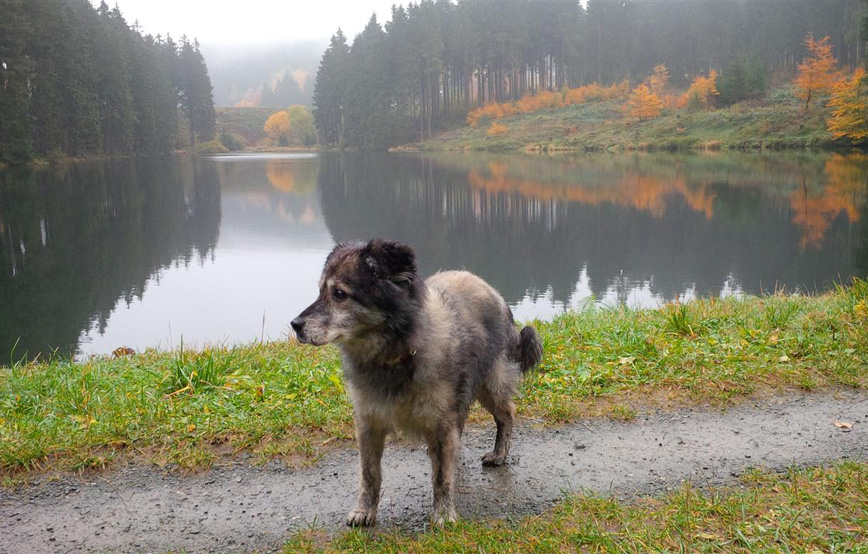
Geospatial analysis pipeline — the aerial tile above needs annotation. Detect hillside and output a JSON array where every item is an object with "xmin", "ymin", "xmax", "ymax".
[
  {"xmin": 215, "ymin": 107, "xmax": 275, "ymax": 145},
  {"xmin": 416, "ymin": 86, "xmax": 844, "ymax": 153}
]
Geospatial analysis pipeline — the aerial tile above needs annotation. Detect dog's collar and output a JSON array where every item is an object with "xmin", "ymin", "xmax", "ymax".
[{"xmin": 383, "ymin": 349, "xmax": 417, "ymax": 367}]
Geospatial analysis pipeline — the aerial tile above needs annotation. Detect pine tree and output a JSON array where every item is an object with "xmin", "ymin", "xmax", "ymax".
[
  {"xmin": 94, "ymin": 2, "xmax": 135, "ymax": 155},
  {"xmin": 313, "ymin": 29, "xmax": 350, "ymax": 147},
  {"xmin": 0, "ymin": 0, "xmax": 33, "ymax": 163},
  {"xmin": 177, "ymin": 38, "xmax": 216, "ymax": 146}
]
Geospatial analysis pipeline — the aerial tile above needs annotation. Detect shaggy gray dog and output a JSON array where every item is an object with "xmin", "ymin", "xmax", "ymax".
[{"xmin": 292, "ymin": 239, "xmax": 542, "ymax": 526}]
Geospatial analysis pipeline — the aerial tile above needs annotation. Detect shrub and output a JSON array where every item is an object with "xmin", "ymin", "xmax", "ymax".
[
  {"xmin": 487, "ymin": 122, "xmax": 508, "ymax": 136},
  {"xmin": 219, "ymin": 131, "xmax": 246, "ymax": 151},
  {"xmin": 193, "ymin": 140, "xmax": 229, "ymax": 155}
]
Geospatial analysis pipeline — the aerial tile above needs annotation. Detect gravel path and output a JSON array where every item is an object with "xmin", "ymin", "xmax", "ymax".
[{"xmin": 1, "ymin": 390, "xmax": 866, "ymax": 553}]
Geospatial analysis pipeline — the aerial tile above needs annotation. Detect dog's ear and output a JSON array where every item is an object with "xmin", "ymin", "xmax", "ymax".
[{"xmin": 362, "ymin": 239, "xmax": 417, "ymax": 286}]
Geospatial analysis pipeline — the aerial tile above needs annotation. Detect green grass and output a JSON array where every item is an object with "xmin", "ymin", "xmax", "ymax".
[
  {"xmin": 284, "ymin": 461, "xmax": 868, "ymax": 553},
  {"xmin": 1, "ymin": 280, "xmax": 866, "ymax": 473},
  {"xmin": 419, "ymin": 86, "xmax": 845, "ymax": 153}
]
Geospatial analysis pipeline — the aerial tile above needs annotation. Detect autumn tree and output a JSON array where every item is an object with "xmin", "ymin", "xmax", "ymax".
[
  {"xmin": 686, "ymin": 70, "xmax": 719, "ymax": 111},
  {"xmin": 287, "ymin": 105, "xmax": 317, "ymax": 147},
  {"xmin": 795, "ymin": 34, "xmax": 840, "ymax": 114},
  {"xmin": 827, "ymin": 68, "xmax": 868, "ymax": 142},
  {"xmin": 625, "ymin": 84, "xmax": 663, "ymax": 121},
  {"xmin": 647, "ymin": 64, "xmax": 669, "ymax": 96},
  {"xmin": 264, "ymin": 110, "xmax": 291, "ymax": 145}
]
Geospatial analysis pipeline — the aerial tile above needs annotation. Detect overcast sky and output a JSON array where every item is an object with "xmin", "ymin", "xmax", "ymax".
[{"xmin": 100, "ymin": 0, "xmax": 400, "ymax": 45}]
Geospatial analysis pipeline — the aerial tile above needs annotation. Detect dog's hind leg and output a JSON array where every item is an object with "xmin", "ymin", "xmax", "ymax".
[
  {"xmin": 479, "ymin": 359, "xmax": 519, "ymax": 467},
  {"xmin": 427, "ymin": 424, "xmax": 460, "ymax": 526},
  {"xmin": 347, "ymin": 420, "xmax": 387, "ymax": 527}
]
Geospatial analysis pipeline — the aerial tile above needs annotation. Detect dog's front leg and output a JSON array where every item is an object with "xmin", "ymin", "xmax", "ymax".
[
  {"xmin": 347, "ymin": 420, "xmax": 386, "ymax": 527},
  {"xmin": 427, "ymin": 425, "xmax": 459, "ymax": 525}
]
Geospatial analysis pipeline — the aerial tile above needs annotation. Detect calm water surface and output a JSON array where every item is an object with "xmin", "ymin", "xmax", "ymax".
[{"xmin": 1, "ymin": 151, "xmax": 866, "ymax": 361}]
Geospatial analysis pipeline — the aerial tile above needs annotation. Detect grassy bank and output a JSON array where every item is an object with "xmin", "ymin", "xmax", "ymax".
[
  {"xmin": 1, "ymin": 280, "xmax": 866, "ymax": 474},
  {"xmin": 285, "ymin": 461, "xmax": 868, "ymax": 553},
  {"xmin": 418, "ymin": 86, "xmax": 846, "ymax": 153}
]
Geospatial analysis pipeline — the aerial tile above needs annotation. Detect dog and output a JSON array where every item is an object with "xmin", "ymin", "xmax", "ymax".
[{"xmin": 291, "ymin": 239, "xmax": 543, "ymax": 526}]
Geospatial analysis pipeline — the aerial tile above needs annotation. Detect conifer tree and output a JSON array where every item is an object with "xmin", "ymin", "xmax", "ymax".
[
  {"xmin": 177, "ymin": 38, "xmax": 216, "ymax": 146},
  {"xmin": 313, "ymin": 29, "xmax": 350, "ymax": 147},
  {"xmin": 0, "ymin": 0, "xmax": 33, "ymax": 163}
]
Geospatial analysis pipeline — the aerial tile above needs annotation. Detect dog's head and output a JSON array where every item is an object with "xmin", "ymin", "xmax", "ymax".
[{"xmin": 291, "ymin": 239, "xmax": 422, "ymax": 346}]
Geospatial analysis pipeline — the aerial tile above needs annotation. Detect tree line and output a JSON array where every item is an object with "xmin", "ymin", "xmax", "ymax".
[
  {"xmin": 0, "ymin": 0, "xmax": 216, "ymax": 165},
  {"xmin": 313, "ymin": 0, "xmax": 865, "ymax": 149}
]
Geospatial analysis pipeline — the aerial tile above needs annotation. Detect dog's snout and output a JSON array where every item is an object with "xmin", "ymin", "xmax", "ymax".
[{"xmin": 290, "ymin": 317, "xmax": 305, "ymax": 335}]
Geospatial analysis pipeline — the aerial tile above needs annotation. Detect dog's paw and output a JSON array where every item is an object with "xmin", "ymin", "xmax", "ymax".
[
  {"xmin": 481, "ymin": 450, "xmax": 507, "ymax": 467},
  {"xmin": 431, "ymin": 507, "xmax": 457, "ymax": 527},
  {"xmin": 346, "ymin": 507, "xmax": 377, "ymax": 527}
]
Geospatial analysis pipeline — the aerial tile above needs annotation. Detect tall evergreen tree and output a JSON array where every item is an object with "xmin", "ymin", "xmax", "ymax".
[
  {"xmin": 0, "ymin": 0, "xmax": 214, "ymax": 163},
  {"xmin": 313, "ymin": 29, "xmax": 350, "ymax": 147},
  {"xmin": 0, "ymin": 0, "xmax": 33, "ymax": 163},
  {"xmin": 177, "ymin": 38, "xmax": 216, "ymax": 146}
]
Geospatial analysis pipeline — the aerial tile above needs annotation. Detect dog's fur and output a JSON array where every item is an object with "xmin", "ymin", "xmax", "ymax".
[{"xmin": 292, "ymin": 239, "xmax": 543, "ymax": 526}]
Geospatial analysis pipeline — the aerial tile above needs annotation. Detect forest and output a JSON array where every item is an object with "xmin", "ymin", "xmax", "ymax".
[
  {"xmin": 313, "ymin": 0, "xmax": 866, "ymax": 149},
  {"xmin": 0, "ymin": 0, "xmax": 216, "ymax": 165}
]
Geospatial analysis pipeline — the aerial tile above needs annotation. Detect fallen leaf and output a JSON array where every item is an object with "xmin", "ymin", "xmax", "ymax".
[
  {"xmin": 833, "ymin": 420, "xmax": 853, "ymax": 429},
  {"xmin": 696, "ymin": 532, "xmax": 721, "ymax": 540},
  {"xmin": 778, "ymin": 355, "xmax": 790, "ymax": 362},
  {"xmin": 618, "ymin": 356, "xmax": 636, "ymax": 365}
]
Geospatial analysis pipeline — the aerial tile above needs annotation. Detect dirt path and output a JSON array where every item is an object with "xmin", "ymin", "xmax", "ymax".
[{"xmin": 2, "ymin": 390, "xmax": 866, "ymax": 553}]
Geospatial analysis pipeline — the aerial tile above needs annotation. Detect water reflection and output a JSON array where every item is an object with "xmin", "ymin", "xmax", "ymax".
[
  {"xmin": 0, "ymin": 151, "xmax": 865, "ymax": 361},
  {"xmin": 319, "ymin": 152, "xmax": 868, "ymax": 316},
  {"xmin": 0, "ymin": 156, "xmax": 220, "ymax": 361}
]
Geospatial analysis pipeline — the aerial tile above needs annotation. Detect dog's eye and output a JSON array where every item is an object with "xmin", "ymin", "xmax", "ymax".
[{"xmin": 332, "ymin": 288, "xmax": 348, "ymax": 302}]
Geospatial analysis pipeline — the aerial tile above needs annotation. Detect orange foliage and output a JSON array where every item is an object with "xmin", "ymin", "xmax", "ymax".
[
  {"xmin": 662, "ymin": 93, "xmax": 687, "ymax": 110},
  {"xmin": 826, "ymin": 68, "xmax": 868, "ymax": 142},
  {"xmin": 466, "ymin": 81, "xmax": 629, "ymax": 127},
  {"xmin": 789, "ymin": 153, "xmax": 866, "ymax": 249},
  {"xmin": 685, "ymin": 70, "xmax": 719, "ymax": 109},
  {"xmin": 487, "ymin": 122, "xmax": 508, "ymax": 137},
  {"xmin": 264, "ymin": 111, "xmax": 291, "ymax": 145},
  {"xmin": 266, "ymin": 162, "xmax": 295, "ymax": 192},
  {"xmin": 467, "ymin": 162, "xmax": 715, "ymax": 219},
  {"xmin": 794, "ymin": 34, "xmax": 840, "ymax": 113},
  {"xmin": 265, "ymin": 160, "xmax": 318, "ymax": 196},
  {"xmin": 625, "ymin": 84, "xmax": 663, "ymax": 121}
]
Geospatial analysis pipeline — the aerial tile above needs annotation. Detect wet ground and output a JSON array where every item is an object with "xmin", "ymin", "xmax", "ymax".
[{"xmin": 1, "ymin": 390, "xmax": 866, "ymax": 553}]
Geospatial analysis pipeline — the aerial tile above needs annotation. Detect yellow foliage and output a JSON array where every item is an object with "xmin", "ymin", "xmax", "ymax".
[
  {"xmin": 795, "ymin": 33, "xmax": 840, "ymax": 113},
  {"xmin": 790, "ymin": 153, "xmax": 866, "ymax": 249},
  {"xmin": 264, "ymin": 111, "xmax": 291, "ymax": 145},
  {"xmin": 625, "ymin": 84, "xmax": 663, "ymax": 121},
  {"xmin": 826, "ymin": 68, "xmax": 867, "ymax": 142},
  {"xmin": 685, "ymin": 70, "xmax": 719, "ymax": 109},
  {"xmin": 662, "ymin": 93, "xmax": 687, "ymax": 110},
  {"xmin": 647, "ymin": 64, "xmax": 670, "ymax": 97},
  {"xmin": 487, "ymin": 122, "xmax": 508, "ymax": 136}
]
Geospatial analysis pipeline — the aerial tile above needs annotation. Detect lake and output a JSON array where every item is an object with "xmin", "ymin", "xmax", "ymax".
[{"xmin": 1, "ymin": 151, "xmax": 866, "ymax": 362}]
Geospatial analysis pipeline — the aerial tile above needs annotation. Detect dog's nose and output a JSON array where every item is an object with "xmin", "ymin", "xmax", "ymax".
[{"xmin": 290, "ymin": 317, "xmax": 305, "ymax": 335}]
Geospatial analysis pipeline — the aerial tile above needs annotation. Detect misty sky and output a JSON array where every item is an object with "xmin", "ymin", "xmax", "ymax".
[{"xmin": 98, "ymin": 0, "xmax": 400, "ymax": 45}]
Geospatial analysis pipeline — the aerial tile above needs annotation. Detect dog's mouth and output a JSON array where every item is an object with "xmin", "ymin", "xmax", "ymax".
[{"xmin": 294, "ymin": 331, "xmax": 330, "ymax": 347}]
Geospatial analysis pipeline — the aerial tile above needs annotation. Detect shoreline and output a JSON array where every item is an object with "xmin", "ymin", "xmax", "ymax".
[{"xmin": 2, "ymin": 281, "xmax": 866, "ymax": 475}]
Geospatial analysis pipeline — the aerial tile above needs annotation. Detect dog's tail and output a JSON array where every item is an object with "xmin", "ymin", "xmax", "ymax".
[{"xmin": 515, "ymin": 325, "xmax": 543, "ymax": 373}]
